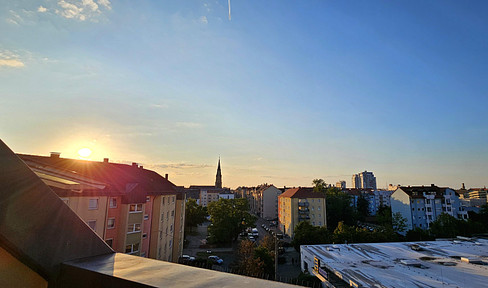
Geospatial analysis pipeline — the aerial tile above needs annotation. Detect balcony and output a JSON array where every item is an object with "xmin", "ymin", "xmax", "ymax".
[
  {"xmin": 298, "ymin": 208, "xmax": 309, "ymax": 214},
  {"xmin": 298, "ymin": 201, "xmax": 309, "ymax": 207},
  {"xmin": 298, "ymin": 215, "xmax": 310, "ymax": 221}
]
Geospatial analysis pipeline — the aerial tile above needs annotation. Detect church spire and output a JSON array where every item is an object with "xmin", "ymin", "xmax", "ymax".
[{"xmin": 215, "ymin": 157, "xmax": 222, "ymax": 188}]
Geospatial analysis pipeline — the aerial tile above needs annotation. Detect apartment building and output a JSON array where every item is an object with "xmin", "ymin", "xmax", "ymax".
[
  {"xmin": 18, "ymin": 153, "xmax": 184, "ymax": 262},
  {"xmin": 247, "ymin": 184, "xmax": 282, "ymax": 220},
  {"xmin": 352, "ymin": 171, "xmax": 377, "ymax": 190},
  {"xmin": 278, "ymin": 187, "xmax": 327, "ymax": 238},
  {"xmin": 391, "ymin": 185, "xmax": 468, "ymax": 232}
]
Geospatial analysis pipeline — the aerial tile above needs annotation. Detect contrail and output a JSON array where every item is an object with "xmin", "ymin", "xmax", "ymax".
[{"xmin": 228, "ymin": 0, "xmax": 231, "ymax": 21}]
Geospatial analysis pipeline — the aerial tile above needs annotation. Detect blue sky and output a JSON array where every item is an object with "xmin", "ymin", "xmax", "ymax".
[{"xmin": 1, "ymin": 0, "xmax": 487, "ymax": 189}]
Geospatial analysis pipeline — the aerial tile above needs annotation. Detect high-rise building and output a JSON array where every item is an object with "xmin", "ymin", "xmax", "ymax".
[
  {"xmin": 336, "ymin": 181, "xmax": 346, "ymax": 189},
  {"xmin": 352, "ymin": 171, "xmax": 377, "ymax": 190}
]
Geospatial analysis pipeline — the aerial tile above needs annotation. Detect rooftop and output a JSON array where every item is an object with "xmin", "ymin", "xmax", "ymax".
[
  {"xmin": 279, "ymin": 187, "xmax": 326, "ymax": 199},
  {"xmin": 302, "ymin": 239, "xmax": 488, "ymax": 288}
]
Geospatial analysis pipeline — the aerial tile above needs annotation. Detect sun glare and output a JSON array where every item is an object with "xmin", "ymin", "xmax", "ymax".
[{"xmin": 78, "ymin": 147, "xmax": 92, "ymax": 158}]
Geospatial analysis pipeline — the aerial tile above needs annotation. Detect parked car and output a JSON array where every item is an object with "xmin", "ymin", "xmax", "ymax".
[
  {"xmin": 208, "ymin": 255, "xmax": 224, "ymax": 265},
  {"xmin": 179, "ymin": 255, "xmax": 195, "ymax": 264}
]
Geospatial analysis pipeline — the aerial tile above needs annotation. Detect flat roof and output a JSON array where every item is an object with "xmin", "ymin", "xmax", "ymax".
[{"xmin": 302, "ymin": 240, "xmax": 488, "ymax": 288}]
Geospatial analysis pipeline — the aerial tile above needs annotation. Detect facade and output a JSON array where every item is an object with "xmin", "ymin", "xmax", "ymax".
[
  {"xmin": 301, "ymin": 240, "xmax": 488, "ymax": 288},
  {"xmin": 18, "ymin": 153, "xmax": 184, "ymax": 263},
  {"xmin": 278, "ymin": 187, "xmax": 326, "ymax": 238},
  {"xmin": 352, "ymin": 170, "xmax": 377, "ymax": 190},
  {"xmin": 247, "ymin": 184, "xmax": 282, "ymax": 219},
  {"xmin": 335, "ymin": 181, "xmax": 346, "ymax": 189},
  {"xmin": 390, "ymin": 185, "xmax": 468, "ymax": 232},
  {"xmin": 218, "ymin": 192, "xmax": 235, "ymax": 200}
]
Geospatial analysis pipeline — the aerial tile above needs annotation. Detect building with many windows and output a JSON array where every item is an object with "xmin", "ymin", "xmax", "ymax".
[
  {"xmin": 390, "ymin": 185, "xmax": 468, "ymax": 232},
  {"xmin": 278, "ymin": 187, "xmax": 326, "ymax": 238},
  {"xmin": 18, "ymin": 153, "xmax": 185, "ymax": 263},
  {"xmin": 352, "ymin": 171, "xmax": 377, "ymax": 190}
]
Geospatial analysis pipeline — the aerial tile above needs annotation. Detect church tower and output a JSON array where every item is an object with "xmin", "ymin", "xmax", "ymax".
[{"xmin": 215, "ymin": 157, "xmax": 222, "ymax": 188}]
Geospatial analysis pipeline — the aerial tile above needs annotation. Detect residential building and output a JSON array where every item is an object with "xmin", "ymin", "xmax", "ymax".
[
  {"xmin": 247, "ymin": 184, "xmax": 282, "ymax": 220},
  {"xmin": 352, "ymin": 170, "xmax": 377, "ymax": 190},
  {"xmin": 301, "ymin": 240, "xmax": 488, "ymax": 288},
  {"xmin": 18, "ymin": 153, "xmax": 184, "ymax": 263},
  {"xmin": 390, "ymin": 185, "xmax": 468, "ymax": 232},
  {"xmin": 218, "ymin": 192, "xmax": 235, "ymax": 200},
  {"xmin": 278, "ymin": 187, "xmax": 326, "ymax": 238},
  {"xmin": 335, "ymin": 181, "xmax": 346, "ymax": 189}
]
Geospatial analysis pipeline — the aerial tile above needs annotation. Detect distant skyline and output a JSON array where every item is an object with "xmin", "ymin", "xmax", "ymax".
[{"xmin": 1, "ymin": 1, "xmax": 487, "ymax": 189}]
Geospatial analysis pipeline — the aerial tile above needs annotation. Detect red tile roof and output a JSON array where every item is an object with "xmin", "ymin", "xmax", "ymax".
[
  {"xmin": 278, "ymin": 187, "xmax": 326, "ymax": 199},
  {"xmin": 18, "ymin": 154, "xmax": 178, "ymax": 202}
]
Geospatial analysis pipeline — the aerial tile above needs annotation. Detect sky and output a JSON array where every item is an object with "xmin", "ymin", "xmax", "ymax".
[{"xmin": 1, "ymin": 0, "xmax": 488, "ymax": 189}]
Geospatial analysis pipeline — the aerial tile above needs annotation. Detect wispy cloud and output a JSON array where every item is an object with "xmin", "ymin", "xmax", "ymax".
[
  {"xmin": 38, "ymin": 6, "xmax": 48, "ymax": 13},
  {"xmin": 55, "ymin": 0, "xmax": 111, "ymax": 21},
  {"xmin": 175, "ymin": 122, "xmax": 202, "ymax": 128},
  {"xmin": 0, "ymin": 50, "xmax": 25, "ymax": 68},
  {"xmin": 199, "ymin": 16, "xmax": 208, "ymax": 24},
  {"xmin": 154, "ymin": 163, "xmax": 212, "ymax": 169},
  {"xmin": 6, "ymin": 10, "xmax": 23, "ymax": 25},
  {"xmin": 0, "ymin": 59, "xmax": 24, "ymax": 67},
  {"xmin": 150, "ymin": 103, "xmax": 169, "ymax": 109}
]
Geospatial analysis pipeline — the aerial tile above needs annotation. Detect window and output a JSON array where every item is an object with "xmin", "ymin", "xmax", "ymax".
[
  {"xmin": 127, "ymin": 223, "xmax": 141, "ymax": 233},
  {"xmin": 166, "ymin": 211, "xmax": 169, "ymax": 219},
  {"xmin": 318, "ymin": 199, "xmax": 320, "ymax": 203},
  {"xmin": 427, "ymin": 207, "xmax": 432, "ymax": 212},
  {"xmin": 161, "ymin": 213, "xmax": 164, "ymax": 222},
  {"xmin": 125, "ymin": 243, "xmax": 139, "ymax": 254},
  {"xmin": 318, "ymin": 206, "xmax": 321, "ymax": 211},
  {"xmin": 162, "ymin": 197, "xmax": 165, "ymax": 205},
  {"xmin": 172, "ymin": 196, "xmax": 175, "ymax": 203},
  {"xmin": 146, "ymin": 196, "xmax": 150, "ymax": 202},
  {"xmin": 159, "ymin": 231, "xmax": 162, "ymax": 240},
  {"xmin": 144, "ymin": 214, "xmax": 149, "ymax": 220},
  {"xmin": 312, "ymin": 222, "xmax": 315, "ymax": 225},
  {"xmin": 87, "ymin": 220, "xmax": 96, "ymax": 231},
  {"xmin": 426, "ymin": 199, "xmax": 431, "ymax": 204},
  {"xmin": 107, "ymin": 218, "xmax": 115, "ymax": 229},
  {"xmin": 169, "ymin": 240, "xmax": 172, "ymax": 248},
  {"xmin": 129, "ymin": 204, "xmax": 142, "ymax": 213},
  {"xmin": 109, "ymin": 197, "xmax": 117, "ymax": 208},
  {"xmin": 89, "ymin": 199, "xmax": 98, "ymax": 210},
  {"xmin": 105, "ymin": 239, "xmax": 113, "ymax": 248},
  {"xmin": 142, "ymin": 233, "xmax": 147, "ymax": 239},
  {"xmin": 141, "ymin": 252, "xmax": 146, "ymax": 257},
  {"xmin": 171, "ymin": 210, "xmax": 174, "ymax": 217},
  {"xmin": 170, "ymin": 224, "xmax": 173, "ymax": 232},
  {"xmin": 319, "ymin": 221, "xmax": 322, "ymax": 226}
]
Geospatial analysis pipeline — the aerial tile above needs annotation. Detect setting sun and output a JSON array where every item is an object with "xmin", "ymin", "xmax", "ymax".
[{"xmin": 78, "ymin": 147, "xmax": 92, "ymax": 158}]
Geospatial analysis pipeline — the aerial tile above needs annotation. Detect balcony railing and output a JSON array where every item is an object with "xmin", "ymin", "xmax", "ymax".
[{"xmin": 298, "ymin": 202, "xmax": 309, "ymax": 207}]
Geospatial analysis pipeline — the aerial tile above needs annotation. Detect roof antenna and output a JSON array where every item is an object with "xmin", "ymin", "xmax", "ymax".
[{"xmin": 228, "ymin": 0, "xmax": 231, "ymax": 21}]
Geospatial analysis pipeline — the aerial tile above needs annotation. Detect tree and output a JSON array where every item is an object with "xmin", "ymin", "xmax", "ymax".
[
  {"xmin": 376, "ymin": 206, "xmax": 392, "ymax": 227},
  {"xmin": 292, "ymin": 221, "xmax": 331, "ymax": 251},
  {"xmin": 237, "ymin": 239, "xmax": 274, "ymax": 279},
  {"xmin": 429, "ymin": 213, "xmax": 461, "ymax": 238},
  {"xmin": 356, "ymin": 195, "xmax": 370, "ymax": 220},
  {"xmin": 207, "ymin": 198, "xmax": 256, "ymax": 244},
  {"xmin": 392, "ymin": 212, "xmax": 407, "ymax": 234},
  {"xmin": 313, "ymin": 179, "xmax": 356, "ymax": 230},
  {"xmin": 185, "ymin": 198, "xmax": 207, "ymax": 232},
  {"xmin": 325, "ymin": 187, "xmax": 355, "ymax": 230}
]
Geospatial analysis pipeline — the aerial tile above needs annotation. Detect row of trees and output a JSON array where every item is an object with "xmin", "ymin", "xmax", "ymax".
[{"xmin": 237, "ymin": 236, "xmax": 275, "ymax": 279}]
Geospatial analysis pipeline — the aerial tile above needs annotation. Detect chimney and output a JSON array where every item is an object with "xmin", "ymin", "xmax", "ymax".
[
  {"xmin": 103, "ymin": 158, "xmax": 109, "ymax": 163},
  {"xmin": 132, "ymin": 162, "xmax": 138, "ymax": 167},
  {"xmin": 50, "ymin": 152, "xmax": 61, "ymax": 158},
  {"xmin": 139, "ymin": 166, "xmax": 143, "ymax": 169},
  {"xmin": 431, "ymin": 184, "xmax": 435, "ymax": 187},
  {"xmin": 165, "ymin": 174, "xmax": 168, "ymax": 180},
  {"xmin": 462, "ymin": 183, "xmax": 465, "ymax": 190}
]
